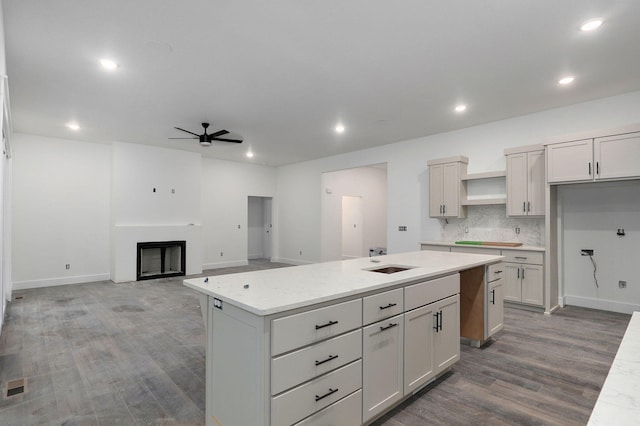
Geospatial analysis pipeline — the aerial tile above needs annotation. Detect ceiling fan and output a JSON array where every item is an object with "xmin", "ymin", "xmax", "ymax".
[{"xmin": 170, "ymin": 122, "xmax": 243, "ymax": 147}]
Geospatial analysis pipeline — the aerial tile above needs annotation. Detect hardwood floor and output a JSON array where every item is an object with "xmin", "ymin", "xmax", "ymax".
[
  {"xmin": 0, "ymin": 261, "xmax": 631, "ymax": 425},
  {"xmin": 374, "ymin": 306, "xmax": 630, "ymax": 426}
]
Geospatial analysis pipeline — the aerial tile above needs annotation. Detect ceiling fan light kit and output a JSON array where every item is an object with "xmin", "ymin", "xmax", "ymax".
[{"xmin": 170, "ymin": 122, "xmax": 243, "ymax": 146}]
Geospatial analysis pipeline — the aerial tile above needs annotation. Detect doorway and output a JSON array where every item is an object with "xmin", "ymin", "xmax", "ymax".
[
  {"xmin": 248, "ymin": 196, "xmax": 273, "ymax": 260},
  {"xmin": 341, "ymin": 196, "xmax": 364, "ymax": 259}
]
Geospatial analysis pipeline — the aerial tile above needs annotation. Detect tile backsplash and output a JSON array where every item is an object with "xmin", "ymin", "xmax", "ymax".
[{"xmin": 439, "ymin": 205, "xmax": 544, "ymax": 246}]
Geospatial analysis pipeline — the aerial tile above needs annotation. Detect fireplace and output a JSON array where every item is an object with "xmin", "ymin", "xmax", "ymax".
[{"xmin": 137, "ymin": 240, "xmax": 186, "ymax": 281}]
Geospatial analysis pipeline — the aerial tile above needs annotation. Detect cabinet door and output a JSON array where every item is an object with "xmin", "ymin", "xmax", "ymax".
[
  {"xmin": 442, "ymin": 162, "xmax": 460, "ymax": 217},
  {"xmin": 522, "ymin": 264, "xmax": 544, "ymax": 306},
  {"xmin": 429, "ymin": 164, "xmax": 443, "ymax": 217},
  {"xmin": 362, "ymin": 314, "xmax": 404, "ymax": 423},
  {"xmin": 403, "ymin": 304, "xmax": 435, "ymax": 395},
  {"xmin": 434, "ymin": 295, "xmax": 459, "ymax": 374},
  {"xmin": 595, "ymin": 133, "xmax": 640, "ymax": 180},
  {"xmin": 503, "ymin": 263, "xmax": 522, "ymax": 302},
  {"xmin": 487, "ymin": 278, "xmax": 504, "ymax": 337},
  {"xmin": 527, "ymin": 150, "xmax": 545, "ymax": 216},
  {"xmin": 506, "ymin": 152, "xmax": 528, "ymax": 216},
  {"xmin": 546, "ymin": 139, "xmax": 593, "ymax": 183}
]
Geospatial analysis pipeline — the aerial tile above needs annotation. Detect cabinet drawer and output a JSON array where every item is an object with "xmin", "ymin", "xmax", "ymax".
[
  {"xmin": 450, "ymin": 246, "xmax": 501, "ymax": 255},
  {"xmin": 486, "ymin": 262, "xmax": 504, "ymax": 282},
  {"xmin": 271, "ymin": 360, "xmax": 362, "ymax": 426},
  {"xmin": 272, "ymin": 299, "xmax": 363, "ymax": 356},
  {"xmin": 405, "ymin": 274, "xmax": 460, "ymax": 311},
  {"xmin": 420, "ymin": 244, "xmax": 451, "ymax": 252},
  {"xmin": 502, "ymin": 250, "xmax": 543, "ymax": 265},
  {"xmin": 271, "ymin": 330, "xmax": 362, "ymax": 395},
  {"xmin": 363, "ymin": 288, "xmax": 404, "ymax": 325},
  {"xmin": 294, "ymin": 390, "xmax": 362, "ymax": 426}
]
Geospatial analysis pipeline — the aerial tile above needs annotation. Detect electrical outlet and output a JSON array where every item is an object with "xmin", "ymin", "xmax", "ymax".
[
  {"xmin": 464, "ymin": 227, "xmax": 469, "ymax": 233},
  {"xmin": 398, "ymin": 226, "xmax": 407, "ymax": 231},
  {"xmin": 65, "ymin": 264, "xmax": 70, "ymax": 270},
  {"xmin": 581, "ymin": 249, "xmax": 594, "ymax": 256},
  {"xmin": 515, "ymin": 227, "xmax": 520, "ymax": 235},
  {"xmin": 619, "ymin": 280, "xmax": 627, "ymax": 289},
  {"xmin": 299, "ymin": 250, "xmax": 303, "ymax": 255},
  {"xmin": 220, "ymin": 251, "xmax": 223, "ymax": 256}
]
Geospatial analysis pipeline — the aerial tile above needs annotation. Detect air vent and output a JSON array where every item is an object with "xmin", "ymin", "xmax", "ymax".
[{"xmin": 4, "ymin": 378, "xmax": 27, "ymax": 398}]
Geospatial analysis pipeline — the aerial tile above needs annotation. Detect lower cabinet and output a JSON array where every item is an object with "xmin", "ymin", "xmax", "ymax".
[
  {"xmin": 362, "ymin": 314, "xmax": 404, "ymax": 423},
  {"xmin": 504, "ymin": 262, "xmax": 543, "ymax": 306},
  {"xmin": 487, "ymin": 278, "xmax": 504, "ymax": 336},
  {"xmin": 404, "ymin": 294, "xmax": 460, "ymax": 395}
]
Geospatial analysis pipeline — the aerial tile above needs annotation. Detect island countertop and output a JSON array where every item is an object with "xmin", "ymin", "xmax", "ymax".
[{"xmin": 183, "ymin": 250, "xmax": 503, "ymax": 316}]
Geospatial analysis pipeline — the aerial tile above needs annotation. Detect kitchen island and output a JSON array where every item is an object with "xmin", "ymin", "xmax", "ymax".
[{"xmin": 184, "ymin": 250, "xmax": 502, "ymax": 426}]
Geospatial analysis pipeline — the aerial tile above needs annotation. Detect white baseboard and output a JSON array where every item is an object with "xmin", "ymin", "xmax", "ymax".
[
  {"xmin": 202, "ymin": 260, "xmax": 249, "ymax": 270},
  {"xmin": 13, "ymin": 273, "xmax": 111, "ymax": 290},
  {"xmin": 270, "ymin": 257, "xmax": 313, "ymax": 266},
  {"xmin": 563, "ymin": 295, "xmax": 640, "ymax": 314}
]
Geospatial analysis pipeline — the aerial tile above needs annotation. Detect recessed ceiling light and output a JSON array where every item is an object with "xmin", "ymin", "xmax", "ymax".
[
  {"xmin": 335, "ymin": 124, "xmax": 345, "ymax": 134},
  {"xmin": 246, "ymin": 151, "xmax": 254, "ymax": 158},
  {"xmin": 99, "ymin": 58, "xmax": 118, "ymax": 70},
  {"xmin": 581, "ymin": 18, "xmax": 603, "ymax": 32},
  {"xmin": 66, "ymin": 122, "xmax": 80, "ymax": 130},
  {"xmin": 558, "ymin": 76, "xmax": 575, "ymax": 85},
  {"xmin": 454, "ymin": 104, "xmax": 467, "ymax": 113}
]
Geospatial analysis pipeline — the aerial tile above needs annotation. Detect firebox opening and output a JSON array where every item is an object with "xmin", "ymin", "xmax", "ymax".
[{"xmin": 136, "ymin": 240, "xmax": 186, "ymax": 281}]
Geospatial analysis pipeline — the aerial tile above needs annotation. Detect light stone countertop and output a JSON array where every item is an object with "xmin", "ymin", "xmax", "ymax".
[
  {"xmin": 420, "ymin": 240, "xmax": 545, "ymax": 252},
  {"xmin": 183, "ymin": 250, "xmax": 503, "ymax": 316},
  {"xmin": 588, "ymin": 311, "xmax": 640, "ymax": 425}
]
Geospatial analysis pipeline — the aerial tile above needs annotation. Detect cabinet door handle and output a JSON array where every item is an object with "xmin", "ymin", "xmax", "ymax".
[
  {"xmin": 438, "ymin": 311, "xmax": 443, "ymax": 331},
  {"xmin": 433, "ymin": 312, "xmax": 440, "ymax": 332},
  {"xmin": 597, "ymin": 161, "xmax": 600, "ymax": 176},
  {"xmin": 315, "ymin": 354, "xmax": 339, "ymax": 366},
  {"xmin": 523, "ymin": 201, "xmax": 526, "ymax": 212},
  {"xmin": 589, "ymin": 162, "xmax": 592, "ymax": 176},
  {"xmin": 315, "ymin": 320, "xmax": 338, "ymax": 330},
  {"xmin": 443, "ymin": 204, "xmax": 446, "ymax": 214},
  {"xmin": 379, "ymin": 302, "xmax": 397, "ymax": 310},
  {"xmin": 491, "ymin": 289, "xmax": 496, "ymax": 305},
  {"xmin": 527, "ymin": 201, "xmax": 531, "ymax": 212},
  {"xmin": 522, "ymin": 268, "xmax": 525, "ymax": 279},
  {"xmin": 380, "ymin": 323, "xmax": 398, "ymax": 332},
  {"xmin": 517, "ymin": 268, "xmax": 520, "ymax": 279},
  {"xmin": 315, "ymin": 388, "xmax": 339, "ymax": 402}
]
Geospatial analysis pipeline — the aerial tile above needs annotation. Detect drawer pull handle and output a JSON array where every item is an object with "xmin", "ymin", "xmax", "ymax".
[
  {"xmin": 315, "ymin": 388, "xmax": 339, "ymax": 402},
  {"xmin": 315, "ymin": 320, "xmax": 338, "ymax": 330},
  {"xmin": 380, "ymin": 323, "xmax": 398, "ymax": 332},
  {"xmin": 514, "ymin": 256, "xmax": 527, "ymax": 260},
  {"xmin": 379, "ymin": 302, "xmax": 397, "ymax": 310},
  {"xmin": 315, "ymin": 354, "xmax": 339, "ymax": 366},
  {"xmin": 493, "ymin": 270, "xmax": 503, "ymax": 274}
]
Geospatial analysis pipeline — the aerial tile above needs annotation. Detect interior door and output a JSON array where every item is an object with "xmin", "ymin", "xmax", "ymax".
[
  {"xmin": 341, "ymin": 196, "xmax": 363, "ymax": 259},
  {"xmin": 263, "ymin": 197, "xmax": 273, "ymax": 259}
]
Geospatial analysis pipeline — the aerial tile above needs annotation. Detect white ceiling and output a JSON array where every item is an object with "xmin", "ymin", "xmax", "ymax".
[{"xmin": 4, "ymin": 1, "xmax": 640, "ymax": 166}]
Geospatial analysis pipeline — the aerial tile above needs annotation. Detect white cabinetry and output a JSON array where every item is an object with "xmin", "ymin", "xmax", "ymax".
[
  {"xmin": 428, "ymin": 156, "xmax": 468, "ymax": 218},
  {"xmin": 546, "ymin": 132, "xmax": 640, "ymax": 183},
  {"xmin": 486, "ymin": 263, "xmax": 504, "ymax": 336},
  {"xmin": 362, "ymin": 314, "xmax": 404, "ymax": 423},
  {"xmin": 433, "ymin": 295, "xmax": 460, "ymax": 372},
  {"xmin": 505, "ymin": 145, "xmax": 545, "ymax": 216},
  {"xmin": 503, "ymin": 251, "xmax": 543, "ymax": 306}
]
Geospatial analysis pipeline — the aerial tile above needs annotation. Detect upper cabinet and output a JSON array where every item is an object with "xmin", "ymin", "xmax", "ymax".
[
  {"xmin": 546, "ymin": 130, "xmax": 640, "ymax": 184},
  {"xmin": 505, "ymin": 145, "xmax": 545, "ymax": 216},
  {"xmin": 428, "ymin": 156, "xmax": 467, "ymax": 218}
]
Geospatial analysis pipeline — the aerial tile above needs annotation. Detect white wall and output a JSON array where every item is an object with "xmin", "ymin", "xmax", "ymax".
[
  {"xmin": 321, "ymin": 166, "xmax": 387, "ymax": 262},
  {"xmin": 275, "ymin": 90, "xmax": 640, "ymax": 264},
  {"xmin": 12, "ymin": 133, "xmax": 111, "ymax": 288},
  {"xmin": 201, "ymin": 157, "xmax": 276, "ymax": 269},
  {"xmin": 560, "ymin": 180, "xmax": 640, "ymax": 313}
]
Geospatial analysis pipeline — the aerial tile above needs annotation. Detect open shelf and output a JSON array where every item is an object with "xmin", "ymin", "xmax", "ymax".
[
  {"xmin": 461, "ymin": 170, "xmax": 506, "ymax": 180},
  {"xmin": 461, "ymin": 198, "xmax": 506, "ymax": 206}
]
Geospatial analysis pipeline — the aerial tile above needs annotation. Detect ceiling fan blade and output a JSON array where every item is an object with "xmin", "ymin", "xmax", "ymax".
[
  {"xmin": 174, "ymin": 127, "xmax": 201, "ymax": 136},
  {"xmin": 211, "ymin": 137, "xmax": 243, "ymax": 143},
  {"xmin": 168, "ymin": 137, "xmax": 198, "ymax": 139},
  {"xmin": 209, "ymin": 129, "xmax": 229, "ymax": 138}
]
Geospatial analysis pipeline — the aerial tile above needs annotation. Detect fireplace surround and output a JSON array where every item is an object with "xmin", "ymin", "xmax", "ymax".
[{"xmin": 136, "ymin": 240, "xmax": 186, "ymax": 281}]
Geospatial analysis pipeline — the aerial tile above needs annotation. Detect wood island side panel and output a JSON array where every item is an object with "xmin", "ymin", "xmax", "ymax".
[{"xmin": 459, "ymin": 266, "xmax": 485, "ymax": 342}]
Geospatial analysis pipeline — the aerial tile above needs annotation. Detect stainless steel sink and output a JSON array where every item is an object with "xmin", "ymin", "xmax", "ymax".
[{"xmin": 367, "ymin": 265, "xmax": 414, "ymax": 274}]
